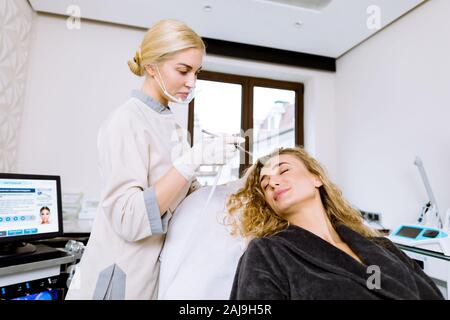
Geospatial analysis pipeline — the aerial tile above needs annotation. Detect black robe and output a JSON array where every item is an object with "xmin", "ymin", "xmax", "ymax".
[{"xmin": 230, "ymin": 224, "xmax": 444, "ymax": 300}]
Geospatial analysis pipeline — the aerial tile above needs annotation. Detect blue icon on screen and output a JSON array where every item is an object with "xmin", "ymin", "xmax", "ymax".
[
  {"xmin": 6, "ymin": 217, "xmax": 10, "ymax": 222},
  {"xmin": 24, "ymin": 228, "xmax": 38, "ymax": 234},
  {"xmin": 6, "ymin": 229, "xmax": 22, "ymax": 236},
  {"xmin": 13, "ymin": 217, "xmax": 18, "ymax": 221},
  {"xmin": 0, "ymin": 217, "xmax": 3, "ymax": 222},
  {"xmin": 21, "ymin": 216, "xmax": 25, "ymax": 220}
]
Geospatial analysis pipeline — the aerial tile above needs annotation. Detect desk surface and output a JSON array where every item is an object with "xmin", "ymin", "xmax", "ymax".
[
  {"xmin": 397, "ymin": 243, "xmax": 450, "ymax": 261},
  {"xmin": 0, "ymin": 244, "xmax": 76, "ymax": 276}
]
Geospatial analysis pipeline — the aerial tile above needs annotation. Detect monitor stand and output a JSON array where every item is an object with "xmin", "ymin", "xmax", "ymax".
[
  {"xmin": 0, "ymin": 243, "xmax": 67, "ymax": 268},
  {"xmin": 0, "ymin": 242, "xmax": 37, "ymax": 258}
]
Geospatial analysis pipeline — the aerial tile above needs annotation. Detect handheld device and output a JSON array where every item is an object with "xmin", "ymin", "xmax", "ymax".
[
  {"xmin": 388, "ymin": 224, "xmax": 450, "ymax": 256},
  {"xmin": 389, "ymin": 157, "xmax": 449, "ymax": 255}
]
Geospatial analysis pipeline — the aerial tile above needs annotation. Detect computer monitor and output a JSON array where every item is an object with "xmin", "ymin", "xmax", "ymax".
[{"xmin": 0, "ymin": 173, "xmax": 63, "ymax": 256}]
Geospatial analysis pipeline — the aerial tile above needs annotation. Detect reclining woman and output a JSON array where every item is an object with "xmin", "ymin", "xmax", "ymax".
[{"xmin": 226, "ymin": 147, "xmax": 443, "ymax": 300}]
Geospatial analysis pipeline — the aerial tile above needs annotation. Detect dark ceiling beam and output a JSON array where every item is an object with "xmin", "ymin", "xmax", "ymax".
[{"xmin": 202, "ymin": 37, "xmax": 336, "ymax": 72}]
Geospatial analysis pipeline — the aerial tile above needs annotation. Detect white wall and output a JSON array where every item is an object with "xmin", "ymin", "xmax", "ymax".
[
  {"xmin": 18, "ymin": 13, "xmax": 337, "ymax": 201},
  {"xmin": 18, "ymin": 14, "xmax": 142, "ymax": 198},
  {"xmin": 0, "ymin": 0, "xmax": 34, "ymax": 172},
  {"xmin": 335, "ymin": 0, "xmax": 450, "ymax": 229}
]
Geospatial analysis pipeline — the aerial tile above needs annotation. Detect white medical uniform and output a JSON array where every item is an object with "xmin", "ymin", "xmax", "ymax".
[
  {"xmin": 65, "ymin": 90, "xmax": 195, "ymax": 300},
  {"xmin": 158, "ymin": 178, "xmax": 246, "ymax": 299}
]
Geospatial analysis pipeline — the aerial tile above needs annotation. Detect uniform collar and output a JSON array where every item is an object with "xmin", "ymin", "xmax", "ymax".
[{"xmin": 131, "ymin": 90, "xmax": 172, "ymax": 114}]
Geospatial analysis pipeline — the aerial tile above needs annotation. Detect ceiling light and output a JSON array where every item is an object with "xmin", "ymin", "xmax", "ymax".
[
  {"xmin": 257, "ymin": 0, "xmax": 332, "ymax": 11},
  {"xmin": 203, "ymin": 5, "xmax": 212, "ymax": 12}
]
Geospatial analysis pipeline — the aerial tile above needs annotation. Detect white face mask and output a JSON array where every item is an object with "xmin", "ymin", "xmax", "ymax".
[{"xmin": 154, "ymin": 65, "xmax": 196, "ymax": 104}]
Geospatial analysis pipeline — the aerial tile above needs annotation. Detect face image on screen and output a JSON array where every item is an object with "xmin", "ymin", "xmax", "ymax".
[{"xmin": 0, "ymin": 177, "xmax": 60, "ymax": 240}]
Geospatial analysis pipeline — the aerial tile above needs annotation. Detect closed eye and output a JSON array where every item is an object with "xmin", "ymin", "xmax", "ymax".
[{"xmin": 280, "ymin": 169, "xmax": 289, "ymax": 174}]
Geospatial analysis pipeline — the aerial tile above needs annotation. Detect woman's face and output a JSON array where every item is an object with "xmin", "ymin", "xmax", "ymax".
[
  {"xmin": 40, "ymin": 209, "xmax": 50, "ymax": 224},
  {"xmin": 151, "ymin": 48, "xmax": 203, "ymax": 103},
  {"xmin": 259, "ymin": 154, "xmax": 322, "ymax": 218}
]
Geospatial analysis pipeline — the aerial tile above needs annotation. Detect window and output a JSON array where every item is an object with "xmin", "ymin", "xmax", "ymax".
[
  {"xmin": 188, "ymin": 71, "xmax": 304, "ymax": 185},
  {"xmin": 253, "ymin": 86, "xmax": 297, "ymax": 161}
]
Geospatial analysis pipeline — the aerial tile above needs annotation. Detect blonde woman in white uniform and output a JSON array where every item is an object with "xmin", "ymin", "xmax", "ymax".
[{"xmin": 65, "ymin": 19, "xmax": 241, "ymax": 300}]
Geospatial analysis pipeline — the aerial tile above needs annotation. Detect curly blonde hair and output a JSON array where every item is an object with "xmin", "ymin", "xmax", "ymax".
[{"xmin": 226, "ymin": 147, "xmax": 380, "ymax": 239}]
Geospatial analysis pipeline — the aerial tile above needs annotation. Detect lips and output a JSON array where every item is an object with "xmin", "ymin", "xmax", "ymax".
[
  {"xmin": 274, "ymin": 188, "xmax": 290, "ymax": 201},
  {"xmin": 177, "ymin": 92, "xmax": 189, "ymax": 98}
]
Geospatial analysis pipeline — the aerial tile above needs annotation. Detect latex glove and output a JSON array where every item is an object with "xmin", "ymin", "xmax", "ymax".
[{"xmin": 173, "ymin": 135, "xmax": 245, "ymax": 181}]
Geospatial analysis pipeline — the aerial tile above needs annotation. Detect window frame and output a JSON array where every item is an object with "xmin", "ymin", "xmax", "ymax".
[{"xmin": 188, "ymin": 70, "xmax": 304, "ymax": 177}]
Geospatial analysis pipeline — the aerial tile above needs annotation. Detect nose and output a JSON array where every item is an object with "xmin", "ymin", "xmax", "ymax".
[
  {"xmin": 185, "ymin": 74, "xmax": 196, "ymax": 88},
  {"xmin": 268, "ymin": 176, "xmax": 281, "ymax": 188}
]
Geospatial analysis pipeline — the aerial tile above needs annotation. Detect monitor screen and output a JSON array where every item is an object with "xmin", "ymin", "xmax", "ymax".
[{"xmin": 0, "ymin": 173, "xmax": 63, "ymax": 245}]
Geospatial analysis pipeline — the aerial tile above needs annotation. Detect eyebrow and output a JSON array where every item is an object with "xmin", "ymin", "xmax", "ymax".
[
  {"xmin": 176, "ymin": 63, "xmax": 202, "ymax": 72},
  {"xmin": 259, "ymin": 162, "xmax": 290, "ymax": 183}
]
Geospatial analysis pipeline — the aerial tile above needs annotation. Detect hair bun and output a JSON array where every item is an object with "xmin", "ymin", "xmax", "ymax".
[
  {"xmin": 134, "ymin": 47, "xmax": 142, "ymax": 65},
  {"xmin": 127, "ymin": 47, "xmax": 144, "ymax": 77}
]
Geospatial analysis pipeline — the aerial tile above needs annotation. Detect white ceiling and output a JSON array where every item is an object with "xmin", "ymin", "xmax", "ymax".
[{"xmin": 28, "ymin": 0, "xmax": 425, "ymax": 58}]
